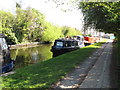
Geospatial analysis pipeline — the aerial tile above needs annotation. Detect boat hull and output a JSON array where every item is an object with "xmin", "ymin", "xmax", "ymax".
[{"xmin": 51, "ymin": 47, "xmax": 79, "ymax": 57}]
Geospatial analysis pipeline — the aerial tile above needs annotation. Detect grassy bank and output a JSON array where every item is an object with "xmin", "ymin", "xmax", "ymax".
[{"xmin": 2, "ymin": 40, "xmax": 108, "ymax": 89}]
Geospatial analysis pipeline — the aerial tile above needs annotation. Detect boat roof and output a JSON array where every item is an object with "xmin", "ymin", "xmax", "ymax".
[
  {"xmin": 0, "ymin": 34, "xmax": 6, "ymax": 38},
  {"xmin": 55, "ymin": 38, "xmax": 78, "ymax": 42},
  {"xmin": 73, "ymin": 35, "xmax": 84, "ymax": 37}
]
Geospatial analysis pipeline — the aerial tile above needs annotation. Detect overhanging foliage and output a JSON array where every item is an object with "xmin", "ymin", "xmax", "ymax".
[{"xmin": 79, "ymin": 2, "xmax": 120, "ymax": 34}]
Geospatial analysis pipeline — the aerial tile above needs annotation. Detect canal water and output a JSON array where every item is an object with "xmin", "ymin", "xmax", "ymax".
[{"xmin": 10, "ymin": 44, "xmax": 53, "ymax": 69}]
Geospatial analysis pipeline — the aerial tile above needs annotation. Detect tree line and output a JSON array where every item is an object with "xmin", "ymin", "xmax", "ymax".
[{"xmin": 0, "ymin": 6, "xmax": 82, "ymax": 45}]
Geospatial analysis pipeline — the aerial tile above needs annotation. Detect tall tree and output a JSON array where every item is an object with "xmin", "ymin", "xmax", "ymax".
[
  {"xmin": 0, "ymin": 10, "xmax": 17, "ymax": 44},
  {"xmin": 79, "ymin": 2, "xmax": 120, "ymax": 36},
  {"xmin": 14, "ymin": 4, "xmax": 46, "ymax": 43}
]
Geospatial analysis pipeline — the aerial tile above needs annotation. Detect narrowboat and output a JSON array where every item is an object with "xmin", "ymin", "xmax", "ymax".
[
  {"xmin": 0, "ymin": 34, "xmax": 15, "ymax": 74},
  {"xmin": 84, "ymin": 36, "xmax": 100, "ymax": 46},
  {"xmin": 51, "ymin": 35, "xmax": 85, "ymax": 57}
]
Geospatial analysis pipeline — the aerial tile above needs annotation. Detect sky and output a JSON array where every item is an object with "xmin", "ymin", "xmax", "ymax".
[{"xmin": 0, "ymin": 0, "xmax": 84, "ymax": 30}]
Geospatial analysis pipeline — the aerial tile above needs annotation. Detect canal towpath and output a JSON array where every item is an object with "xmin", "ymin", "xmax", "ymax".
[{"xmin": 53, "ymin": 40, "xmax": 117, "ymax": 88}]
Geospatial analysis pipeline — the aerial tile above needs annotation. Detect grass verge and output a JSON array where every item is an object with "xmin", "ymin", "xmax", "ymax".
[{"xmin": 2, "ymin": 39, "xmax": 108, "ymax": 89}]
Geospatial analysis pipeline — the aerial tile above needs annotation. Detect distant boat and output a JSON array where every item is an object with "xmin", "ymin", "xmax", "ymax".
[
  {"xmin": 51, "ymin": 35, "xmax": 85, "ymax": 57},
  {"xmin": 84, "ymin": 36, "xmax": 100, "ymax": 46}
]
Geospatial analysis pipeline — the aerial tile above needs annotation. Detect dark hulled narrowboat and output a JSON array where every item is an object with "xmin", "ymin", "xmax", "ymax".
[
  {"xmin": 51, "ymin": 36, "xmax": 85, "ymax": 57},
  {"xmin": 0, "ymin": 34, "xmax": 15, "ymax": 74}
]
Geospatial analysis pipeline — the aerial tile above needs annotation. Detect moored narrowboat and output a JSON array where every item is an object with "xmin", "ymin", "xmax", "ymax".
[
  {"xmin": 51, "ymin": 35, "xmax": 85, "ymax": 57},
  {"xmin": 84, "ymin": 36, "xmax": 100, "ymax": 46},
  {"xmin": 0, "ymin": 34, "xmax": 15, "ymax": 74}
]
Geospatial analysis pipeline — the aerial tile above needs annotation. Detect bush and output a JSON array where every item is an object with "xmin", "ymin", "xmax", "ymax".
[
  {"xmin": 5, "ymin": 33, "xmax": 18, "ymax": 45},
  {"xmin": 62, "ymin": 26, "xmax": 82, "ymax": 37},
  {"xmin": 41, "ymin": 22, "xmax": 63, "ymax": 42}
]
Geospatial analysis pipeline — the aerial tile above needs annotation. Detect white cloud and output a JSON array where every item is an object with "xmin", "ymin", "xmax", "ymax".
[{"xmin": 0, "ymin": 0, "xmax": 15, "ymax": 11}]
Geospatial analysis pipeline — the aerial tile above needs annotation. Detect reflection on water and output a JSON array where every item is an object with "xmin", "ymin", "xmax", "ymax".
[{"xmin": 10, "ymin": 44, "xmax": 53, "ymax": 69}]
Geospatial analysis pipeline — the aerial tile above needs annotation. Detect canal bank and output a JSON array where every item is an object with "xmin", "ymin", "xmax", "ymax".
[
  {"xmin": 9, "ymin": 42, "xmax": 52, "ymax": 49},
  {"xmin": 2, "ymin": 40, "xmax": 108, "ymax": 88}
]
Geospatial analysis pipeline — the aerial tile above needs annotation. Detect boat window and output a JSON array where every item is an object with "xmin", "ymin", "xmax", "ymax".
[
  {"xmin": 0, "ymin": 38, "xmax": 8, "ymax": 50},
  {"xmin": 56, "ymin": 41, "xmax": 63, "ymax": 47},
  {"xmin": 74, "ymin": 41, "xmax": 78, "ymax": 46},
  {"xmin": 71, "ymin": 41, "xmax": 74, "ymax": 46},
  {"xmin": 65, "ymin": 41, "xmax": 72, "ymax": 47},
  {"xmin": 77, "ymin": 37, "xmax": 81, "ymax": 40}
]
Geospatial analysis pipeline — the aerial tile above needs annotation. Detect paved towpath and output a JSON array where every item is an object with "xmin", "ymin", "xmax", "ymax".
[{"xmin": 53, "ymin": 40, "xmax": 113, "ymax": 89}]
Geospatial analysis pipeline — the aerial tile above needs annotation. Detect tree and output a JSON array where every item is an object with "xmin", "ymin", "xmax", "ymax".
[
  {"xmin": 14, "ymin": 5, "xmax": 46, "ymax": 43},
  {"xmin": 30, "ymin": 8, "xmax": 46, "ymax": 42},
  {"xmin": 79, "ymin": 2, "xmax": 120, "ymax": 36},
  {"xmin": 41, "ymin": 22, "xmax": 63, "ymax": 42},
  {"xmin": 62, "ymin": 26, "xmax": 82, "ymax": 36},
  {"xmin": 0, "ymin": 10, "xmax": 18, "ymax": 44}
]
